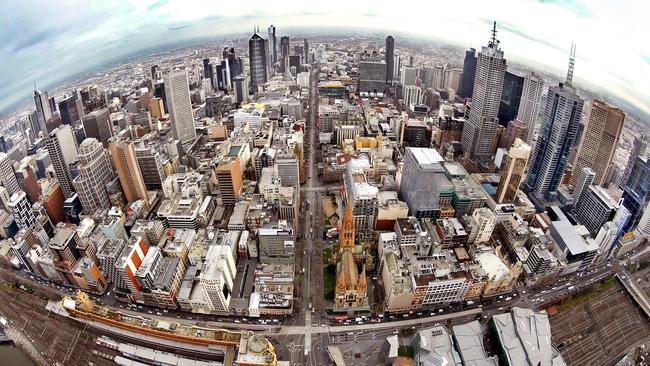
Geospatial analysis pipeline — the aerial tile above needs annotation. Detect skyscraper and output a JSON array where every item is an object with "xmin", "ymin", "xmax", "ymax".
[
  {"xmin": 33, "ymin": 88, "xmax": 52, "ymax": 136},
  {"xmin": 498, "ymin": 71, "xmax": 524, "ymax": 127},
  {"xmin": 461, "ymin": 22, "xmax": 507, "ymax": 159},
  {"xmin": 496, "ymin": 138, "xmax": 531, "ymax": 203},
  {"xmin": 621, "ymin": 156, "xmax": 650, "ymax": 230},
  {"xmin": 572, "ymin": 100, "xmax": 625, "ymax": 187},
  {"xmin": 134, "ymin": 145, "xmax": 166, "ymax": 191},
  {"xmin": 110, "ymin": 139, "xmax": 149, "ymax": 204},
  {"xmin": 525, "ymin": 45, "xmax": 584, "ymax": 201},
  {"xmin": 572, "ymin": 167, "xmax": 595, "ymax": 207},
  {"xmin": 458, "ymin": 48, "xmax": 477, "ymax": 99},
  {"xmin": 304, "ymin": 38, "xmax": 309, "ymax": 64},
  {"xmin": 248, "ymin": 31, "xmax": 268, "ymax": 93},
  {"xmin": 82, "ymin": 108, "xmax": 113, "ymax": 148},
  {"xmin": 620, "ymin": 134, "xmax": 647, "ymax": 189},
  {"xmin": 0, "ymin": 152, "xmax": 20, "ymax": 196},
  {"xmin": 164, "ymin": 69, "xmax": 196, "ymax": 144},
  {"xmin": 516, "ymin": 72, "xmax": 544, "ymax": 142},
  {"xmin": 58, "ymin": 94, "xmax": 84, "ymax": 125},
  {"xmin": 202, "ymin": 58, "xmax": 212, "ymax": 80},
  {"xmin": 268, "ymin": 25, "xmax": 277, "ymax": 64},
  {"xmin": 386, "ymin": 35, "xmax": 394, "ymax": 84},
  {"xmin": 575, "ymin": 185, "xmax": 617, "ymax": 237},
  {"xmin": 72, "ymin": 138, "xmax": 115, "ymax": 213},
  {"xmin": 280, "ymin": 36, "xmax": 290, "ymax": 58},
  {"xmin": 8, "ymin": 191, "xmax": 35, "ymax": 231},
  {"xmin": 46, "ymin": 125, "xmax": 79, "ymax": 198}
]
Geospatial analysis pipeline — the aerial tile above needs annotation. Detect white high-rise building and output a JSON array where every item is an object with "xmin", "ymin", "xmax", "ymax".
[
  {"xmin": 46, "ymin": 125, "xmax": 79, "ymax": 198},
  {"xmin": 461, "ymin": 23, "xmax": 507, "ymax": 159},
  {"xmin": 0, "ymin": 152, "xmax": 20, "ymax": 196},
  {"xmin": 72, "ymin": 138, "xmax": 115, "ymax": 214},
  {"xmin": 516, "ymin": 72, "xmax": 544, "ymax": 142},
  {"xmin": 200, "ymin": 244, "xmax": 236, "ymax": 312},
  {"xmin": 8, "ymin": 191, "xmax": 35, "ymax": 231},
  {"xmin": 572, "ymin": 167, "xmax": 595, "ymax": 207},
  {"xmin": 403, "ymin": 85, "xmax": 424, "ymax": 108},
  {"xmin": 164, "ymin": 69, "xmax": 197, "ymax": 144},
  {"xmin": 472, "ymin": 207, "xmax": 497, "ymax": 243}
]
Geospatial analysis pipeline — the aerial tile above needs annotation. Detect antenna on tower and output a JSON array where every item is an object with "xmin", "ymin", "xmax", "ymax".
[
  {"xmin": 491, "ymin": 21, "xmax": 497, "ymax": 45},
  {"xmin": 566, "ymin": 43, "xmax": 576, "ymax": 86}
]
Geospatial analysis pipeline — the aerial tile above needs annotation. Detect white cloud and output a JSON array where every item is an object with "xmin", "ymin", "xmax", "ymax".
[{"xmin": 0, "ymin": 0, "xmax": 648, "ymax": 118}]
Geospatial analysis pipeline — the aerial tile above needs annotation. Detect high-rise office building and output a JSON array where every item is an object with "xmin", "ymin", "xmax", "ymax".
[
  {"xmin": 46, "ymin": 125, "xmax": 79, "ymax": 198},
  {"xmin": 8, "ymin": 191, "xmax": 35, "ymax": 231},
  {"xmin": 0, "ymin": 152, "xmax": 20, "ymax": 196},
  {"xmin": 58, "ymin": 94, "xmax": 84, "ymax": 125},
  {"xmin": 400, "ymin": 66, "xmax": 418, "ymax": 86},
  {"xmin": 500, "ymin": 119, "xmax": 528, "ymax": 149},
  {"xmin": 280, "ymin": 36, "xmax": 290, "ymax": 58},
  {"xmin": 248, "ymin": 31, "xmax": 268, "ymax": 93},
  {"xmin": 572, "ymin": 100, "xmax": 625, "ymax": 187},
  {"xmin": 575, "ymin": 185, "xmax": 618, "ymax": 237},
  {"xmin": 358, "ymin": 61, "xmax": 387, "ymax": 95},
  {"xmin": 496, "ymin": 138, "xmax": 531, "ymax": 203},
  {"xmin": 344, "ymin": 159, "xmax": 379, "ymax": 241},
  {"xmin": 72, "ymin": 138, "xmax": 115, "ymax": 214},
  {"xmin": 386, "ymin": 35, "xmax": 394, "ymax": 84},
  {"xmin": 202, "ymin": 58, "xmax": 212, "ymax": 80},
  {"xmin": 400, "ymin": 147, "xmax": 451, "ymax": 218},
  {"xmin": 516, "ymin": 72, "xmax": 544, "ymax": 142},
  {"xmin": 461, "ymin": 23, "xmax": 507, "ymax": 159},
  {"xmin": 134, "ymin": 145, "xmax": 166, "ymax": 191},
  {"xmin": 572, "ymin": 167, "xmax": 595, "ymax": 207},
  {"xmin": 621, "ymin": 156, "xmax": 650, "ymax": 230},
  {"xmin": 525, "ymin": 46, "xmax": 583, "ymax": 201},
  {"xmin": 15, "ymin": 166, "xmax": 41, "ymax": 204},
  {"xmin": 620, "ymin": 135, "xmax": 647, "ymax": 189},
  {"xmin": 458, "ymin": 48, "xmax": 477, "ymax": 99},
  {"xmin": 110, "ymin": 139, "xmax": 149, "ymax": 204},
  {"xmin": 498, "ymin": 71, "xmax": 524, "ymax": 127},
  {"xmin": 81, "ymin": 108, "xmax": 113, "ymax": 148},
  {"xmin": 268, "ymin": 25, "xmax": 277, "ymax": 64},
  {"xmin": 41, "ymin": 180, "xmax": 66, "ymax": 224},
  {"xmin": 33, "ymin": 88, "xmax": 52, "ymax": 136},
  {"xmin": 164, "ymin": 70, "xmax": 196, "ymax": 144},
  {"xmin": 213, "ymin": 156, "xmax": 243, "ymax": 205},
  {"xmin": 403, "ymin": 85, "xmax": 424, "ymax": 107}
]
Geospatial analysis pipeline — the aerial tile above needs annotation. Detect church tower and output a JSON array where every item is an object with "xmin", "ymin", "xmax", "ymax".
[{"xmin": 339, "ymin": 196, "xmax": 355, "ymax": 251}]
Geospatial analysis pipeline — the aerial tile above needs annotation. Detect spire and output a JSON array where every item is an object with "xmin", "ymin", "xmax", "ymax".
[
  {"xmin": 566, "ymin": 43, "xmax": 576, "ymax": 86},
  {"xmin": 488, "ymin": 21, "xmax": 500, "ymax": 49},
  {"xmin": 338, "ymin": 195, "xmax": 356, "ymax": 251}
]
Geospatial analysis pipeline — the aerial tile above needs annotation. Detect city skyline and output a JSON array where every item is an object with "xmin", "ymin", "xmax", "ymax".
[{"xmin": 0, "ymin": 0, "xmax": 648, "ymax": 121}]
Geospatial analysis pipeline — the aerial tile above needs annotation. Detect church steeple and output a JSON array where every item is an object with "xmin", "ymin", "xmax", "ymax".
[{"xmin": 339, "ymin": 196, "xmax": 355, "ymax": 251}]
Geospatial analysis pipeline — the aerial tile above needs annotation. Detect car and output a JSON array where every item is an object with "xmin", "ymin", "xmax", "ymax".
[
  {"xmin": 235, "ymin": 320, "xmax": 241, "ymax": 324},
  {"xmin": 321, "ymin": 324, "xmax": 326, "ymax": 327}
]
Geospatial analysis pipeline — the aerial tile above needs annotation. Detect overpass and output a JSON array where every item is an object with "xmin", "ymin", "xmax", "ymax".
[{"xmin": 616, "ymin": 270, "xmax": 650, "ymax": 318}]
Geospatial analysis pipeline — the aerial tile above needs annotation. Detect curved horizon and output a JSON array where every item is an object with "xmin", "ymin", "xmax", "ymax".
[{"xmin": 0, "ymin": 0, "xmax": 648, "ymax": 120}]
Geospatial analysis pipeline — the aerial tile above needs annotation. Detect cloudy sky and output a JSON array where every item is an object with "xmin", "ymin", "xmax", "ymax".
[{"xmin": 1, "ymin": 0, "xmax": 648, "ymax": 119}]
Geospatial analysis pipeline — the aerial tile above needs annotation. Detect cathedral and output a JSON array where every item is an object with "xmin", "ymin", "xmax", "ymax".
[{"xmin": 334, "ymin": 197, "xmax": 368, "ymax": 309}]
